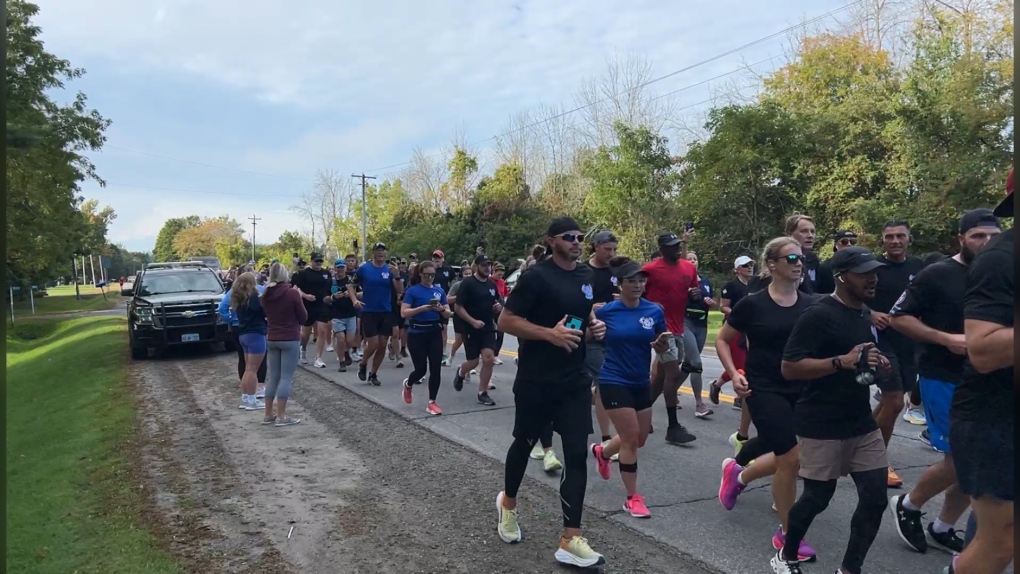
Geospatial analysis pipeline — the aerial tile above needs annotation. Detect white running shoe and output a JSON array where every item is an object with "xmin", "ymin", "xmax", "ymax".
[
  {"xmin": 300, "ymin": 349, "xmax": 308, "ymax": 365},
  {"xmin": 313, "ymin": 358, "xmax": 326, "ymax": 368},
  {"xmin": 326, "ymin": 345, "xmax": 334, "ymax": 353}
]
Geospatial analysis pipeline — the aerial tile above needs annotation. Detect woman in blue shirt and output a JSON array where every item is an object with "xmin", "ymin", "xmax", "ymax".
[
  {"xmin": 230, "ymin": 272, "xmax": 268, "ymax": 411},
  {"xmin": 590, "ymin": 257, "xmax": 672, "ymax": 518},
  {"xmin": 400, "ymin": 261, "xmax": 454, "ymax": 416},
  {"xmin": 220, "ymin": 267, "xmax": 267, "ymax": 402}
]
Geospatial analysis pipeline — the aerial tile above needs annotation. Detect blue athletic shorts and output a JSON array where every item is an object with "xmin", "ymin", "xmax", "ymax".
[
  {"xmin": 331, "ymin": 316, "xmax": 357, "ymax": 334},
  {"xmin": 919, "ymin": 376, "xmax": 953, "ymax": 454},
  {"xmin": 238, "ymin": 332, "xmax": 267, "ymax": 355}
]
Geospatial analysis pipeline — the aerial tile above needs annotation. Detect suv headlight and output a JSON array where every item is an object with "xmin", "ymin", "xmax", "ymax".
[{"xmin": 135, "ymin": 305, "xmax": 155, "ymax": 324}]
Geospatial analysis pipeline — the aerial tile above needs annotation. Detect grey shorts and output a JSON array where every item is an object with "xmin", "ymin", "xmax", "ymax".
[
  {"xmin": 656, "ymin": 334, "xmax": 684, "ymax": 364},
  {"xmin": 585, "ymin": 341, "xmax": 607, "ymax": 387},
  {"xmin": 799, "ymin": 429, "xmax": 888, "ymax": 481},
  {"xmin": 331, "ymin": 317, "xmax": 357, "ymax": 334}
]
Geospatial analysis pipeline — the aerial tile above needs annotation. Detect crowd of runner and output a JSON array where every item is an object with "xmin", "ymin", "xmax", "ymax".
[{"xmin": 216, "ymin": 170, "xmax": 1013, "ymax": 573}]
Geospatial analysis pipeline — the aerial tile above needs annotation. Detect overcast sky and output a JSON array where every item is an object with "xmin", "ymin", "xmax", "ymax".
[{"xmin": 36, "ymin": 0, "xmax": 848, "ymax": 253}]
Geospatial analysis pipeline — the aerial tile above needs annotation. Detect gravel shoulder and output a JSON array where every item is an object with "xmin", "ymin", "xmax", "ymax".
[{"xmin": 131, "ymin": 351, "xmax": 718, "ymax": 574}]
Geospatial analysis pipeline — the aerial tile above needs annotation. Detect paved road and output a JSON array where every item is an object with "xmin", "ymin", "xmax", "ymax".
[{"xmin": 294, "ymin": 327, "xmax": 976, "ymax": 574}]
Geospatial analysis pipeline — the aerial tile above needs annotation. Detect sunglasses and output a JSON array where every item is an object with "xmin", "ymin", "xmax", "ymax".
[
  {"xmin": 779, "ymin": 254, "xmax": 805, "ymax": 264},
  {"xmin": 839, "ymin": 238, "xmax": 858, "ymax": 246},
  {"xmin": 421, "ymin": 272, "xmax": 436, "ymax": 277},
  {"xmin": 738, "ymin": 263, "xmax": 753, "ymax": 269},
  {"xmin": 558, "ymin": 233, "xmax": 583, "ymax": 243},
  {"xmin": 313, "ymin": 259, "xmax": 324, "ymax": 264}
]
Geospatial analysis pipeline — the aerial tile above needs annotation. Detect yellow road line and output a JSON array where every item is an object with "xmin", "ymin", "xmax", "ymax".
[{"xmin": 444, "ymin": 338, "xmax": 736, "ymax": 405}]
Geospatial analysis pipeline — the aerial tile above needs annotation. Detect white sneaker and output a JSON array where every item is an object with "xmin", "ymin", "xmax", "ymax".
[
  {"xmin": 902, "ymin": 407, "xmax": 926, "ymax": 425},
  {"xmin": 313, "ymin": 358, "xmax": 326, "ymax": 368},
  {"xmin": 300, "ymin": 349, "xmax": 308, "ymax": 364},
  {"xmin": 255, "ymin": 388, "xmax": 265, "ymax": 399},
  {"xmin": 530, "ymin": 443, "xmax": 545, "ymax": 460},
  {"xmin": 326, "ymin": 345, "xmax": 334, "ymax": 353},
  {"xmin": 495, "ymin": 491, "xmax": 522, "ymax": 544}
]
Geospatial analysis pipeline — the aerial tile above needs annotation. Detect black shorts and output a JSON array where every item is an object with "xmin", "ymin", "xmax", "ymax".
[
  {"xmin": 745, "ymin": 390, "xmax": 800, "ymax": 457},
  {"xmin": 512, "ymin": 379, "xmax": 593, "ymax": 441},
  {"xmin": 463, "ymin": 329, "xmax": 498, "ymax": 361},
  {"xmin": 361, "ymin": 311, "xmax": 392, "ymax": 338},
  {"xmin": 452, "ymin": 316, "xmax": 467, "ymax": 335},
  {"xmin": 391, "ymin": 312, "xmax": 406, "ymax": 329},
  {"xmin": 877, "ymin": 339, "xmax": 917, "ymax": 394},
  {"xmin": 598, "ymin": 383, "xmax": 652, "ymax": 411},
  {"xmin": 302, "ymin": 304, "xmax": 330, "ymax": 327},
  {"xmin": 950, "ymin": 418, "xmax": 1014, "ymax": 501}
]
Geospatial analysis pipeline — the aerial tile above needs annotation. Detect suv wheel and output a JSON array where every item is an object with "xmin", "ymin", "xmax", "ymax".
[{"xmin": 130, "ymin": 346, "xmax": 148, "ymax": 360}]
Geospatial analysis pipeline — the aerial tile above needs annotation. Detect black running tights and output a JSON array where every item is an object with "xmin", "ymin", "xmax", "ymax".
[
  {"xmin": 783, "ymin": 468, "xmax": 887, "ymax": 574},
  {"xmin": 735, "ymin": 436, "xmax": 770, "ymax": 466},
  {"xmin": 505, "ymin": 428, "xmax": 588, "ymax": 528},
  {"xmin": 539, "ymin": 423, "xmax": 554, "ymax": 449},
  {"xmin": 233, "ymin": 330, "xmax": 266, "ymax": 383},
  {"xmin": 407, "ymin": 330, "xmax": 444, "ymax": 401}
]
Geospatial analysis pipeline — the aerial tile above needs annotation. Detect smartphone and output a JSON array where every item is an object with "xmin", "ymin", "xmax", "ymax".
[
  {"xmin": 565, "ymin": 315, "xmax": 584, "ymax": 330},
  {"xmin": 684, "ymin": 221, "xmax": 695, "ymax": 232},
  {"xmin": 330, "ymin": 285, "xmax": 339, "ymax": 295},
  {"xmin": 429, "ymin": 297, "xmax": 440, "ymax": 307}
]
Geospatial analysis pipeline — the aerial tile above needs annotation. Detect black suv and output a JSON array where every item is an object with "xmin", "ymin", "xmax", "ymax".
[{"xmin": 123, "ymin": 262, "xmax": 232, "ymax": 359}]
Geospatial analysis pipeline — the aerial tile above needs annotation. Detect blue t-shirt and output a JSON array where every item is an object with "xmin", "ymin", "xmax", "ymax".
[
  {"xmin": 355, "ymin": 262, "xmax": 394, "ymax": 313},
  {"xmin": 219, "ymin": 285, "xmax": 265, "ymax": 327},
  {"xmin": 596, "ymin": 299, "xmax": 667, "ymax": 386},
  {"xmin": 685, "ymin": 277, "xmax": 714, "ymax": 325},
  {"xmin": 402, "ymin": 283, "xmax": 448, "ymax": 333}
]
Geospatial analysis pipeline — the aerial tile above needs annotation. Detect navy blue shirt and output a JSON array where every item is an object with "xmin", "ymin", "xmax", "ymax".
[
  {"xmin": 402, "ymin": 284, "xmax": 447, "ymax": 333},
  {"xmin": 595, "ymin": 299, "xmax": 666, "ymax": 386},
  {"xmin": 685, "ymin": 277, "xmax": 714, "ymax": 325},
  {"xmin": 236, "ymin": 292, "xmax": 268, "ymax": 336},
  {"xmin": 355, "ymin": 262, "xmax": 394, "ymax": 313}
]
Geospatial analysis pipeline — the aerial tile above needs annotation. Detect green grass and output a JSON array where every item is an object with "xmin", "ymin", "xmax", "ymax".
[
  {"xmin": 11, "ymin": 285, "xmax": 118, "ymax": 316},
  {"xmin": 707, "ymin": 310, "xmax": 723, "ymax": 341},
  {"xmin": 6, "ymin": 316, "xmax": 183, "ymax": 574}
]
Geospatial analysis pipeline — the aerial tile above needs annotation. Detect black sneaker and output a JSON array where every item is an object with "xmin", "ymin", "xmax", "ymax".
[
  {"xmin": 477, "ymin": 392, "xmax": 495, "ymax": 406},
  {"xmin": 338, "ymin": 364, "xmax": 347, "ymax": 373},
  {"xmin": 708, "ymin": 380, "xmax": 721, "ymax": 405},
  {"xmin": 400, "ymin": 348, "xmax": 408, "ymax": 358},
  {"xmin": 919, "ymin": 428, "xmax": 932, "ymax": 446},
  {"xmin": 890, "ymin": 494, "xmax": 928, "ymax": 553},
  {"xmin": 927, "ymin": 523, "xmax": 964, "ymax": 553},
  {"xmin": 358, "ymin": 363, "xmax": 367, "ymax": 381},
  {"xmin": 453, "ymin": 370, "xmax": 465, "ymax": 392},
  {"xmin": 344, "ymin": 353, "xmax": 353, "ymax": 367},
  {"xmin": 664, "ymin": 425, "xmax": 696, "ymax": 445},
  {"xmin": 368, "ymin": 373, "xmax": 381, "ymax": 386}
]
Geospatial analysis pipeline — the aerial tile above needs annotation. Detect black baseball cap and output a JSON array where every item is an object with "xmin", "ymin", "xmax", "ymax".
[
  {"xmin": 310, "ymin": 252, "xmax": 324, "ymax": 261},
  {"xmin": 657, "ymin": 232, "xmax": 681, "ymax": 247},
  {"xmin": 830, "ymin": 247, "xmax": 886, "ymax": 274},
  {"xmin": 373, "ymin": 242, "xmax": 387, "ymax": 251},
  {"xmin": 474, "ymin": 254, "xmax": 491, "ymax": 266},
  {"xmin": 834, "ymin": 230, "xmax": 857, "ymax": 241},
  {"xmin": 592, "ymin": 230, "xmax": 618, "ymax": 245},
  {"xmin": 958, "ymin": 208, "xmax": 1000, "ymax": 234},
  {"xmin": 612, "ymin": 260, "xmax": 645, "ymax": 281}
]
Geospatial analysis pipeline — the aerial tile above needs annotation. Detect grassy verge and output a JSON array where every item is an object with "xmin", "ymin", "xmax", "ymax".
[
  {"xmin": 10, "ymin": 285, "xmax": 118, "ymax": 316},
  {"xmin": 6, "ymin": 316, "xmax": 183, "ymax": 574}
]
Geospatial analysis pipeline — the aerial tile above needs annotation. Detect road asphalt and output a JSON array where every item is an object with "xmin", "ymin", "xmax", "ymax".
[{"xmin": 291, "ymin": 326, "xmax": 979, "ymax": 574}]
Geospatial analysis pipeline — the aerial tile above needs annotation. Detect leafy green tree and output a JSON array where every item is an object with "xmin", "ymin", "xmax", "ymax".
[{"xmin": 153, "ymin": 216, "xmax": 200, "ymax": 261}]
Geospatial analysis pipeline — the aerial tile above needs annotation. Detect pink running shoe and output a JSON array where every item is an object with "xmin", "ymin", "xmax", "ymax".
[
  {"xmin": 402, "ymin": 379, "xmax": 413, "ymax": 404},
  {"xmin": 772, "ymin": 527, "xmax": 817, "ymax": 562},
  {"xmin": 426, "ymin": 402, "xmax": 442, "ymax": 416},
  {"xmin": 591, "ymin": 443, "xmax": 612, "ymax": 480},
  {"xmin": 624, "ymin": 494, "xmax": 651, "ymax": 518},
  {"xmin": 718, "ymin": 458, "xmax": 746, "ymax": 510}
]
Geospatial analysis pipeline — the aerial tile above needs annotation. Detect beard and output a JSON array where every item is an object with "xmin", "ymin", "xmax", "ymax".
[{"xmin": 961, "ymin": 245, "xmax": 977, "ymax": 264}]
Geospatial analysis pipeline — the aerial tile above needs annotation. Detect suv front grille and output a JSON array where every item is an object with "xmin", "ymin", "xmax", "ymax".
[{"xmin": 156, "ymin": 302, "xmax": 219, "ymax": 329}]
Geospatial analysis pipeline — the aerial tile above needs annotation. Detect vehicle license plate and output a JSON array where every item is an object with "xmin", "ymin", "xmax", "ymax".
[{"xmin": 181, "ymin": 333, "xmax": 200, "ymax": 342}]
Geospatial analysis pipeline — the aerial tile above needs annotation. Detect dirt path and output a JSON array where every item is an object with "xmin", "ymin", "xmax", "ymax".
[{"xmin": 132, "ymin": 352, "xmax": 718, "ymax": 574}]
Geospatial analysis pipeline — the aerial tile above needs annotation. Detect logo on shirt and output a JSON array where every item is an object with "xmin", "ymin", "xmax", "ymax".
[
  {"xmin": 639, "ymin": 316, "xmax": 655, "ymax": 330},
  {"xmin": 890, "ymin": 291, "xmax": 907, "ymax": 314},
  {"xmin": 489, "ymin": 288, "xmax": 496, "ymax": 297},
  {"xmin": 871, "ymin": 325, "xmax": 879, "ymax": 343},
  {"xmin": 381, "ymin": 272, "xmax": 390, "ymax": 279},
  {"xmin": 610, "ymin": 276, "xmax": 618, "ymax": 286},
  {"xmin": 322, "ymin": 273, "xmax": 329, "ymax": 280},
  {"xmin": 433, "ymin": 291, "xmax": 442, "ymax": 300},
  {"xmin": 442, "ymin": 271, "xmax": 449, "ymax": 277},
  {"xmin": 808, "ymin": 269, "xmax": 816, "ymax": 281},
  {"xmin": 581, "ymin": 284, "xmax": 593, "ymax": 300},
  {"xmin": 908, "ymin": 274, "xmax": 915, "ymax": 282}
]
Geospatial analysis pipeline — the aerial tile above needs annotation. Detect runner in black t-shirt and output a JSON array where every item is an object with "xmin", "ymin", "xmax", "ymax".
[
  {"xmin": 451, "ymin": 254, "xmax": 502, "ymax": 406},
  {"xmin": 431, "ymin": 250, "xmax": 456, "ymax": 360},
  {"xmin": 870, "ymin": 220, "xmax": 925, "ymax": 489},
  {"xmin": 495, "ymin": 217, "xmax": 607, "ymax": 568},
  {"xmin": 947, "ymin": 179, "xmax": 1013, "ymax": 574},
  {"xmin": 586, "ymin": 230, "xmax": 619, "ymax": 453},
  {"xmin": 775, "ymin": 247, "xmax": 892, "ymax": 574},
  {"xmin": 291, "ymin": 252, "xmax": 334, "ymax": 368},
  {"xmin": 327, "ymin": 260, "xmax": 358, "ymax": 372},
  {"xmin": 785, "ymin": 213, "xmax": 820, "ymax": 292},
  {"xmin": 710, "ymin": 256, "xmax": 755, "ymax": 450},
  {"xmin": 715, "ymin": 237, "xmax": 818, "ymax": 563},
  {"xmin": 886, "ymin": 209, "xmax": 1001, "ymax": 555}
]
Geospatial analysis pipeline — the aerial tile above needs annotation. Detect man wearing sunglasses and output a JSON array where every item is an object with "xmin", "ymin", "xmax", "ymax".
[
  {"xmin": 815, "ymin": 230, "xmax": 858, "ymax": 295},
  {"xmin": 291, "ymin": 252, "xmax": 334, "ymax": 368}
]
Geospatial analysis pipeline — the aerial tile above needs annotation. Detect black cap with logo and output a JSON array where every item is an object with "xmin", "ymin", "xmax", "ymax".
[
  {"xmin": 830, "ymin": 247, "xmax": 886, "ymax": 274},
  {"xmin": 657, "ymin": 232, "xmax": 681, "ymax": 247}
]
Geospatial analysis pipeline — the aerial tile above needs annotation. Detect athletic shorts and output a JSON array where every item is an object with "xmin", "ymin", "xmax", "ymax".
[
  {"xmin": 452, "ymin": 316, "xmax": 468, "ymax": 335},
  {"xmin": 918, "ymin": 376, "xmax": 953, "ymax": 454},
  {"xmin": 361, "ymin": 311, "xmax": 392, "ymax": 338},
  {"xmin": 876, "ymin": 340, "xmax": 917, "ymax": 394},
  {"xmin": 512, "ymin": 379, "xmax": 594, "ymax": 441},
  {"xmin": 238, "ymin": 332, "xmax": 267, "ymax": 355},
  {"xmin": 656, "ymin": 334, "xmax": 684, "ymax": 364},
  {"xmin": 598, "ymin": 383, "xmax": 652, "ymax": 411},
  {"xmin": 463, "ymin": 329, "xmax": 497, "ymax": 361},
  {"xmin": 391, "ymin": 312, "xmax": 406, "ymax": 330},
  {"xmin": 798, "ymin": 429, "xmax": 887, "ymax": 481},
  {"xmin": 745, "ymin": 390, "xmax": 800, "ymax": 457},
  {"xmin": 331, "ymin": 316, "xmax": 357, "ymax": 334},
  {"xmin": 950, "ymin": 418, "xmax": 1014, "ymax": 501},
  {"xmin": 584, "ymin": 341, "xmax": 606, "ymax": 387},
  {"xmin": 302, "ymin": 304, "xmax": 330, "ymax": 327}
]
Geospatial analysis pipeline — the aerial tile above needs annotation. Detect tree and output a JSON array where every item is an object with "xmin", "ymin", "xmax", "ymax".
[
  {"xmin": 172, "ymin": 216, "xmax": 244, "ymax": 260},
  {"xmin": 153, "ymin": 216, "xmax": 200, "ymax": 261},
  {"xmin": 79, "ymin": 199, "xmax": 116, "ymax": 255},
  {"xmin": 6, "ymin": 0, "xmax": 111, "ymax": 286}
]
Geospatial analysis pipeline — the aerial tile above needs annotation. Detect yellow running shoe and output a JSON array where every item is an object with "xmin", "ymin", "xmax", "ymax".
[
  {"xmin": 495, "ymin": 491, "xmax": 521, "ymax": 543},
  {"xmin": 728, "ymin": 431, "xmax": 746, "ymax": 458},
  {"xmin": 543, "ymin": 450, "xmax": 562, "ymax": 472},
  {"xmin": 530, "ymin": 443, "xmax": 545, "ymax": 460},
  {"xmin": 555, "ymin": 536, "xmax": 606, "ymax": 568}
]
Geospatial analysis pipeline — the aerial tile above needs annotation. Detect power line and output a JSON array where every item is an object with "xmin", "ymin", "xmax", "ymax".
[
  {"xmin": 102, "ymin": 145, "xmax": 315, "ymax": 182},
  {"xmin": 351, "ymin": 173, "xmax": 377, "ymax": 261},
  {"xmin": 365, "ymin": 0, "xmax": 861, "ymax": 175},
  {"xmin": 102, "ymin": 182, "xmax": 301, "ymax": 198},
  {"xmin": 248, "ymin": 213, "xmax": 262, "ymax": 262}
]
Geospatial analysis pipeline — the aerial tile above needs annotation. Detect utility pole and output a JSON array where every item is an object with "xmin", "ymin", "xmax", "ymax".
[
  {"xmin": 248, "ymin": 213, "xmax": 261, "ymax": 263},
  {"xmin": 351, "ymin": 173, "xmax": 376, "ymax": 262}
]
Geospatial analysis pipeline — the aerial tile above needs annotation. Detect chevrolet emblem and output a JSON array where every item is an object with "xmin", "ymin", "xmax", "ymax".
[{"xmin": 182, "ymin": 311, "xmax": 196, "ymax": 318}]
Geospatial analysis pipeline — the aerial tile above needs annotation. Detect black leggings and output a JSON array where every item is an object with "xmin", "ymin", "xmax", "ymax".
[
  {"xmin": 735, "ymin": 436, "xmax": 770, "ymax": 466},
  {"xmin": 233, "ymin": 329, "xmax": 266, "ymax": 383},
  {"xmin": 539, "ymin": 423, "xmax": 554, "ymax": 449},
  {"xmin": 505, "ymin": 427, "xmax": 587, "ymax": 528},
  {"xmin": 407, "ymin": 330, "xmax": 443, "ymax": 401},
  {"xmin": 494, "ymin": 330, "xmax": 505, "ymax": 356},
  {"xmin": 783, "ymin": 467, "xmax": 887, "ymax": 574}
]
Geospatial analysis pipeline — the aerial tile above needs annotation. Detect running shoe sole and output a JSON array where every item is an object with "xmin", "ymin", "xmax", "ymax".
[
  {"xmin": 554, "ymin": 548, "xmax": 606, "ymax": 568},
  {"xmin": 495, "ymin": 492, "xmax": 521, "ymax": 544}
]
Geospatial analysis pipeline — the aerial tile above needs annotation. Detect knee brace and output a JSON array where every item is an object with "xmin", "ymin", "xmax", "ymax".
[{"xmin": 680, "ymin": 361, "xmax": 703, "ymax": 374}]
